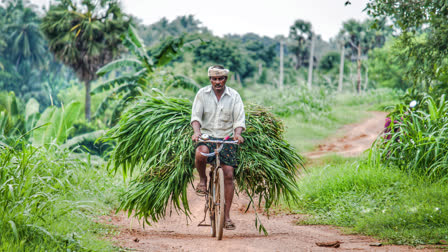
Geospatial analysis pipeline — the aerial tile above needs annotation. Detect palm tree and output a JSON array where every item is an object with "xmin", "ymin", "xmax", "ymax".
[
  {"xmin": 4, "ymin": 0, "xmax": 45, "ymax": 69},
  {"xmin": 41, "ymin": 0, "xmax": 131, "ymax": 121},
  {"xmin": 289, "ymin": 19, "xmax": 312, "ymax": 70},
  {"xmin": 91, "ymin": 26, "xmax": 202, "ymax": 125},
  {"xmin": 0, "ymin": 0, "xmax": 47, "ymax": 97}
]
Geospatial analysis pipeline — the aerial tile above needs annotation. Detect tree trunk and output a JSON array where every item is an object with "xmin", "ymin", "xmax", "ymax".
[
  {"xmin": 279, "ymin": 41, "xmax": 284, "ymax": 89},
  {"xmin": 338, "ymin": 45, "xmax": 345, "ymax": 92},
  {"xmin": 258, "ymin": 63, "xmax": 263, "ymax": 76},
  {"xmin": 307, "ymin": 33, "xmax": 315, "ymax": 90},
  {"xmin": 356, "ymin": 43, "xmax": 362, "ymax": 94},
  {"xmin": 85, "ymin": 80, "xmax": 91, "ymax": 121},
  {"xmin": 364, "ymin": 63, "xmax": 369, "ymax": 91}
]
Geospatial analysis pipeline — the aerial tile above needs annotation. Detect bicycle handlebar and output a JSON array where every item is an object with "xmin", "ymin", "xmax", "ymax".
[
  {"xmin": 198, "ymin": 138, "xmax": 238, "ymax": 157},
  {"xmin": 198, "ymin": 138, "xmax": 238, "ymax": 144}
]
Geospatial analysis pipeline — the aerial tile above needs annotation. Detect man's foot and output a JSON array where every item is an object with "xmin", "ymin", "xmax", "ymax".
[
  {"xmin": 195, "ymin": 182, "xmax": 207, "ymax": 196},
  {"xmin": 224, "ymin": 219, "xmax": 236, "ymax": 230}
]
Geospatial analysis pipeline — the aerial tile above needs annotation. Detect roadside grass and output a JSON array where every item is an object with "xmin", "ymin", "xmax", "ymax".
[
  {"xmin": 283, "ymin": 104, "xmax": 369, "ymax": 153},
  {"xmin": 0, "ymin": 142, "xmax": 124, "ymax": 251},
  {"xmin": 293, "ymin": 155, "xmax": 448, "ymax": 245},
  {"xmin": 242, "ymin": 86, "xmax": 401, "ymax": 153}
]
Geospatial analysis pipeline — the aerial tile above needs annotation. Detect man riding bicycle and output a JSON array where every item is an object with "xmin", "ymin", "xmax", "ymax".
[{"xmin": 191, "ymin": 65, "xmax": 245, "ymax": 230}]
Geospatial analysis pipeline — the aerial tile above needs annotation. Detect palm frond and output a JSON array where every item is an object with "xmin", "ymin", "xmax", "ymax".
[
  {"xmin": 96, "ymin": 58, "xmax": 142, "ymax": 76},
  {"xmin": 168, "ymin": 75, "xmax": 201, "ymax": 92}
]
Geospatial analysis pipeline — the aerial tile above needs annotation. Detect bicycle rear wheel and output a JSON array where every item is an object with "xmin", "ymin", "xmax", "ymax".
[{"xmin": 215, "ymin": 167, "xmax": 225, "ymax": 240}]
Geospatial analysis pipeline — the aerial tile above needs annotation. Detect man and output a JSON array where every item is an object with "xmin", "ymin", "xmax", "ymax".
[{"xmin": 191, "ymin": 65, "xmax": 245, "ymax": 230}]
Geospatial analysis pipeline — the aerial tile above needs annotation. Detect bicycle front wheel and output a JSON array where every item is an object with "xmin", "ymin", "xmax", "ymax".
[{"xmin": 215, "ymin": 167, "xmax": 225, "ymax": 240}]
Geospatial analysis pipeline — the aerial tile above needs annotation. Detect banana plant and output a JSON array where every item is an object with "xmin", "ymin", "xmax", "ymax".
[
  {"xmin": 0, "ymin": 92, "xmax": 40, "ymax": 144},
  {"xmin": 31, "ymin": 101, "xmax": 82, "ymax": 147},
  {"xmin": 91, "ymin": 25, "xmax": 203, "ymax": 124}
]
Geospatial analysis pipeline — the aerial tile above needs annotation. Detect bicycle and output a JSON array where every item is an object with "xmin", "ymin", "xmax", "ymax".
[{"xmin": 197, "ymin": 135, "xmax": 238, "ymax": 240}]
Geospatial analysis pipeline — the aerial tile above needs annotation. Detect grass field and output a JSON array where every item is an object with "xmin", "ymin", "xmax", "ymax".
[{"xmin": 293, "ymin": 155, "xmax": 448, "ymax": 245}]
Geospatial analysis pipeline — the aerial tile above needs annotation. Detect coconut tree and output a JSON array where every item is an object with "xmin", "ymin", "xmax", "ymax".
[
  {"xmin": 4, "ymin": 0, "xmax": 46, "ymax": 69},
  {"xmin": 0, "ymin": 0, "xmax": 47, "ymax": 97},
  {"xmin": 41, "ymin": 0, "xmax": 131, "ymax": 121}
]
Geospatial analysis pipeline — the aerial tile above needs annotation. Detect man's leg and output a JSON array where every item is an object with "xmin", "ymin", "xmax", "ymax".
[
  {"xmin": 221, "ymin": 164, "xmax": 234, "ymax": 225},
  {"xmin": 195, "ymin": 145, "xmax": 209, "ymax": 192}
]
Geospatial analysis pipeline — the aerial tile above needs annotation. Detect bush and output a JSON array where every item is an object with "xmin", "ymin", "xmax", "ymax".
[{"xmin": 371, "ymin": 93, "xmax": 448, "ymax": 180}]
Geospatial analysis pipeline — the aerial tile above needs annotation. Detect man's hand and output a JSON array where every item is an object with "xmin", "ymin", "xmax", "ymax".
[
  {"xmin": 233, "ymin": 134, "xmax": 244, "ymax": 144},
  {"xmin": 192, "ymin": 132, "xmax": 202, "ymax": 142},
  {"xmin": 191, "ymin": 121, "xmax": 202, "ymax": 142}
]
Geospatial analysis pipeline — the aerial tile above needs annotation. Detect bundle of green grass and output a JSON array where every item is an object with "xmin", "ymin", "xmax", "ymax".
[{"xmin": 105, "ymin": 93, "xmax": 304, "ymax": 229}]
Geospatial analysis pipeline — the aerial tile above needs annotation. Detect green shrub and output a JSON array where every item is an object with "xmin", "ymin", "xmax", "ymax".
[{"xmin": 371, "ymin": 93, "xmax": 448, "ymax": 180}]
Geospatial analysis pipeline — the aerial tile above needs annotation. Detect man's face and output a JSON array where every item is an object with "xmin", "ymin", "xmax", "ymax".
[{"xmin": 210, "ymin": 76, "xmax": 227, "ymax": 92}]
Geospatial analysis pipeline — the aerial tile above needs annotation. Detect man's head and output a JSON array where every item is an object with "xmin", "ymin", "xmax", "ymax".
[{"xmin": 208, "ymin": 65, "xmax": 229, "ymax": 92}]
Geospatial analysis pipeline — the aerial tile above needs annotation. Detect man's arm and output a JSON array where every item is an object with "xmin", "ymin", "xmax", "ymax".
[
  {"xmin": 232, "ymin": 93, "xmax": 245, "ymax": 144},
  {"xmin": 191, "ymin": 121, "xmax": 202, "ymax": 142},
  {"xmin": 233, "ymin": 127, "xmax": 244, "ymax": 144},
  {"xmin": 191, "ymin": 91, "xmax": 203, "ymax": 142}
]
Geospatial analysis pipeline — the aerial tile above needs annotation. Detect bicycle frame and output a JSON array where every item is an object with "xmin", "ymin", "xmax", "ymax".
[{"xmin": 196, "ymin": 137, "xmax": 238, "ymax": 240}]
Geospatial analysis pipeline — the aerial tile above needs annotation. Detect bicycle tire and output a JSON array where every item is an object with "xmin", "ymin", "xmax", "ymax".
[
  {"xmin": 209, "ymin": 170, "xmax": 216, "ymax": 237},
  {"xmin": 215, "ymin": 167, "xmax": 225, "ymax": 240}
]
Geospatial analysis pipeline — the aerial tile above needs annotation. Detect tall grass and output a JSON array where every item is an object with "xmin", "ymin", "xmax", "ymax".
[
  {"xmin": 371, "ymin": 93, "xmax": 448, "ymax": 180},
  {"xmin": 0, "ymin": 141, "xmax": 122, "ymax": 250},
  {"xmin": 242, "ymin": 86, "xmax": 332, "ymax": 119},
  {"xmin": 337, "ymin": 88, "xmax": 404, "ymax": 111}
]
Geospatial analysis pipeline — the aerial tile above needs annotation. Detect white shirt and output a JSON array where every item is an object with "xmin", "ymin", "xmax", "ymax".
[{"xmin": 191, "ymin": 85, "xmax": 245, "ymax": 138}]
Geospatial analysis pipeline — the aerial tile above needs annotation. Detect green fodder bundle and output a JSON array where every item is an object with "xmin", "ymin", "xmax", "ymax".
[
  {"xmin": 105, "ymin": 94, "xmax": 304, "ymax": 226},
  {"xmin": 370, "ymin": 93, "xmax": 448, "ymax": 180}
]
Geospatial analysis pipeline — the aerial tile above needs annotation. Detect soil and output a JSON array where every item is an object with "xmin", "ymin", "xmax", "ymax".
[
  {"xmin": 102, "ymin": 112, "xmax": 434, "ymax": 251},
  {"xmin": 305, "ymin": 111, "xmax": 388, "ymax": 159}
]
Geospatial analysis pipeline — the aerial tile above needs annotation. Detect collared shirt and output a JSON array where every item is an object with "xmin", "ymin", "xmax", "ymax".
[{"xmin": 191, "ymin": 85, "xmax": 245, "ymax": 138}]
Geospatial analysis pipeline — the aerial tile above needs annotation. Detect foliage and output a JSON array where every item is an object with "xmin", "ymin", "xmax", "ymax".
[
  {"xmin": 371, "ymin": 93, "xmax": 448, "ymax": 180},
  {"xmin": 288, "ymin": 19, "xmax": 312, "ymax": 70},
  {"xmin": 368, "ymin": 40, "xmax": 410, "ymax": 90},
  {"xmin": 31, "ymin": 101, "xmax": 82, "ymax": 147},
  {"xmin": 193, "ymin": 36, "xmax": 256, "ymax": 81},
  {"xmin": 243, "ymin": 86, "xmax": 332, "ymax": 119},
  {"xmin": 137, "ymin": 15, "xmax": 210, "ymax": 46},
  {"xmin": 294, "ymin": 157, "xmax": 448, "ymax": 245},
  {"xmin": 93, "ymin": 26, "xmax": 202, "ymax": 124},
  {"xmin": 366, "ymin": 0, "xmax": 448, "ymax": 90},
  {"xmin": 337, "ymin": 88, "xmax": 404, "ymax": 111},
  {"xmin": 41, "ymin": 0, "xmax": 131, "ymax": 120},
  {"xmin": 0, "ymin": 92, "xmax": 41, "ymax": 144},
  {"xmin": 104, "ymin": 94, "xmax": 303, "ymax": 232},
  {"xmin": 0, "ymin": 0, "xmax": 70, "ymax": 107},
  {"xmin": 318, "ymin": 51, "xmax": 341, "ymax": 72},
  {"xmin": 0, "ymin": 141, "xmax": 122, "ymax": 250}
]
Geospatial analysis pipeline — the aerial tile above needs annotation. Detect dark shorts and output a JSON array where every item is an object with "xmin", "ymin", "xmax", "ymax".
[{"xmin": 196, "ymin": 136, "xmax": 238, "ymax": 167}]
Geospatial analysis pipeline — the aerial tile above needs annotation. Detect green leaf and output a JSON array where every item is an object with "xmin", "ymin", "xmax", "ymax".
[{"xmin": 96, "ymin": 58, "xmax": 142, "ymax": 76}]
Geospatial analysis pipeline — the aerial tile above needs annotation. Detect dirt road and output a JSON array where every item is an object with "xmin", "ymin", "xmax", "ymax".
[
  {"xmin": 103, "ymin": 112, "xmax": 427, "ymax": 251},
  {"xmin": 306, "ymin": 112, "xmax": 388, "ymax": 158}
]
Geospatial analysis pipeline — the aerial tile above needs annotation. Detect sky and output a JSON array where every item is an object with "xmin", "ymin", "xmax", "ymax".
[{"xmin": 30, "ymin": 0, "xmax": 369, "ymax": 41}]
